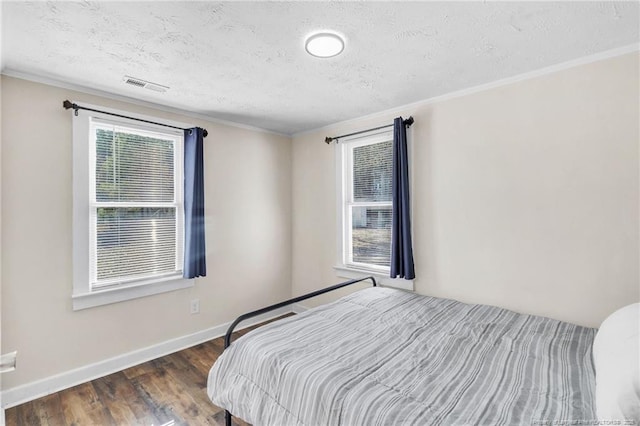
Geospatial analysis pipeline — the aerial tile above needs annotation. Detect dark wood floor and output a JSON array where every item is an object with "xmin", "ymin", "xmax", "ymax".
[{"xmin": 5, "ymin": 317, "xmax": 290, "ymax": 426}]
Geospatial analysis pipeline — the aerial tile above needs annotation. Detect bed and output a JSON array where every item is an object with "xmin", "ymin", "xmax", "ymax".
[{"xmin": 207, "ymin": 277, "xmax": 613, "ymax": 426}]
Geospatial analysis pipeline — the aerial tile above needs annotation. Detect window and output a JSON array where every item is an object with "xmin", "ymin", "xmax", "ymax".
[
  {"xmin": 339, "ymin": 132, "xmax": 393, "ymax": 272},
  {"xmin": 72, "ymin": 104, "xmax": 193, "ymax": 310},
  {"xmin": 335, "ymin": 130, "xmax": 413, "ymax": 291},
  {"xmin": 91, "ymin": 121, "xmax": 183, "ymax": 286}
]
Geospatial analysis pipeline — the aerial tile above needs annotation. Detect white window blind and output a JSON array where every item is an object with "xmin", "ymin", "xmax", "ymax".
[
  {"xmin": 345, "ymin": 137, "xmax": 393, "ymax": 270},
  {"xmin": 89, "ymin": 121, "xmax": 183, "ymax": 288}
]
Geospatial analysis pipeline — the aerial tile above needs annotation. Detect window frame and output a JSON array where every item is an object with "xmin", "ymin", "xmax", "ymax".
[
  {"xmin": 342, "ymin": 134, "xmax": 394, "ymax": 273},
  {"xmin": 72, "ymin": 103, "xmax": 193, "ymax": 310},
  {"xmin": 334, "ymin": 129, "xmax": 414, "ymax": 291}
]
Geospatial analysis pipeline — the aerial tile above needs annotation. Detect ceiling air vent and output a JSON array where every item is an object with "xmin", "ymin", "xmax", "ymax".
[{"xmin": 123, "ymin": 76, "xmax": 169, "ymax": 93}]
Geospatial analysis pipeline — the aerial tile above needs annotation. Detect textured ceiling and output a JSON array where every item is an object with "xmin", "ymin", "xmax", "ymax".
[{"xmin": 2, "ymin": 1, "xmax": 638, "ymax": 135}]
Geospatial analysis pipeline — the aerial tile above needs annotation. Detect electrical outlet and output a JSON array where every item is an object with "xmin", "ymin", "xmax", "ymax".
[
  {"xmin": 0, "ymin": 351, "xmax": 17, "ymax": 373},
  {"xmin": 190, "ymin": 299, "xmax": 200, "ymax": 314}
]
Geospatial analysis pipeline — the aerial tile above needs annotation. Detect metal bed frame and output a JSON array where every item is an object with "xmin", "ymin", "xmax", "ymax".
[{"xmin": 222, "ymin": 276, "xmax": 377, "ymax": 426}]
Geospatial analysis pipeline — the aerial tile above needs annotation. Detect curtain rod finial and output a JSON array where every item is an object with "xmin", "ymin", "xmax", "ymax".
[
  {"xmin": 203, "ymin": 129, "xmax": 208, "ymax": 138},
  {"xmin": 325, "ymin": 136, "xmax": 333, "ymax": 144},
  {"xmin": 63, "ymin": 100, "xmax": 79, "ymax": 116},
  {"xmin": 404, "ymin": 116, "xmax": 414, "ymax": 127}
]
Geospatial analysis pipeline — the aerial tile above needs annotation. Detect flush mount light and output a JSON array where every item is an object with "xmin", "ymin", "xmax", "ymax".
[{"xmin": 305, "ymin": 32, "xmax": 345, "ymax": 58}]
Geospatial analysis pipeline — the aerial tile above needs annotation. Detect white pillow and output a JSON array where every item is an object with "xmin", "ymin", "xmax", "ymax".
[{"xmin": 592, "ymin": 303, "xmax": 640, "ymax": 423}]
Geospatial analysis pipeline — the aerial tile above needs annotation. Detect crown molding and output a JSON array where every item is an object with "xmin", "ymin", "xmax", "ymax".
[
  {"xmin": 0, "ymin": 68, "xmax": 289, "ymax": 138},
  {"xmin": 3, "ymin": 43, "xmax": 638, "ymax": 139},
  {"xmin": 294, "ymin": 43, "xmax": 640, "ymax": 138}
]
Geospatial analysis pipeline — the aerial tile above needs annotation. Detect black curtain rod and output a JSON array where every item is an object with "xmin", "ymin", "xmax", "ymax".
[
  {"xmin": 62, "ymin": 100, "xmax": 208, "ymax": 138},
  {"xmin": 324, "ymin": 116, "xmax": 414, "ymax": 144}
]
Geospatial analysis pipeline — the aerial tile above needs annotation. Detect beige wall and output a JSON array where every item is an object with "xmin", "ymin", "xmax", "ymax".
[
  {"xmin": 292, "ymin": 52, "xmax": 640, "ymax": 328},
  {"xmin": 1, "ymin": 50, "xmax": 638, "ymax": 393},
  {"xmin": 0, "ymin": 76, "xmax": 292, "ymax": 389}
]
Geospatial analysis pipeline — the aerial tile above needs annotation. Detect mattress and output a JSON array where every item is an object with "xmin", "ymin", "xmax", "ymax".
[{"xmin": 207, "ymin": 287, "xmax": 596, "ymax": 425}]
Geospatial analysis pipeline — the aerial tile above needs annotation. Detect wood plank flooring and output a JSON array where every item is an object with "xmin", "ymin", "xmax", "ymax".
[{"xmin": 6, "ymin": 316, "xmax": 290, "ymax": 426}]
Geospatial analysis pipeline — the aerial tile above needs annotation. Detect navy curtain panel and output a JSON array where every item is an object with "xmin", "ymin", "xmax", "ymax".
[
  {"xmin": 183, "ymin": 127, "xmax": 207, "ymax": 278},
  {"xmin": 390, "ymin": 117, "xmax": 415, "ymax": 279}
]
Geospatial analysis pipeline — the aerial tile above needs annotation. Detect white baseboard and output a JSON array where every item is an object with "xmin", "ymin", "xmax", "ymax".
[{"xmin": 1, "ymin": 306, "xmax": 294, "ymax": 409}]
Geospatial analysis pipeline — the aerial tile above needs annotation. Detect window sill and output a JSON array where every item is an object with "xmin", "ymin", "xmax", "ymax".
[
  {"xmin": 333, "ymin": 265, "xmax": 414, "ymax": 291},
  {"xmin": 72, "ymin": 275, "xmax": 194, "ymax": 311}
]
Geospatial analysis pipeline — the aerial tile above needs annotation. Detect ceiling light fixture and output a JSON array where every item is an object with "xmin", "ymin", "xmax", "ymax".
[{"xmin": 305, "ymin": 32, "xmax": 345, "ymax": 58}]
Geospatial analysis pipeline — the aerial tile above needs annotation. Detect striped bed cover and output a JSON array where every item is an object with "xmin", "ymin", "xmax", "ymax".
[{"xmin": 207, "ymin": 287, "xmax": 596, "ymax": 425}]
